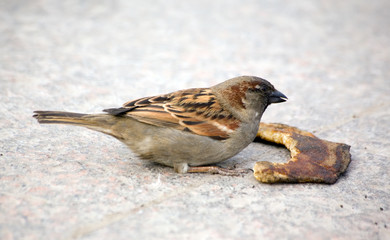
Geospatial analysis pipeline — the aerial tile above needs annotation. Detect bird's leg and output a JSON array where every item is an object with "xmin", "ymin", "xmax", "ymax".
[{"xmin": 187, "ymin": 166, "xmax": 251, "ymax": 176}]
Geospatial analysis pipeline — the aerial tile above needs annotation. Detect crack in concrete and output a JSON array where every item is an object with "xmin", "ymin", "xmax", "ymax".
[{"xmin": 68, "ymin": 175, "xmax": 220, "ymax": 239}]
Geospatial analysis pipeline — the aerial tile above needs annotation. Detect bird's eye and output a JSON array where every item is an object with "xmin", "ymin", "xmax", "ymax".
[{"xmin": 254, "ymin": 85, "xmax": 267, "ymax": 92}]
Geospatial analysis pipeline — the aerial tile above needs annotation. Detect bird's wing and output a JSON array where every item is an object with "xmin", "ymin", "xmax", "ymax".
[{"xmin": 103, "ymin": 88, "xmax": 240, "ymax": 140}]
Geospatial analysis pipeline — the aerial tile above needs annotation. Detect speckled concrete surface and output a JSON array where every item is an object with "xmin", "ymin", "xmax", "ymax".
[{"xmin": 1, "ymin": 0, "xmax": 389, "ymax": 239}]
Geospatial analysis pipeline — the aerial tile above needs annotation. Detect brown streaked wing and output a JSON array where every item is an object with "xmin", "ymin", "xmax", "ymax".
[
  {"xmin": 124, "ymin": 88, "xmax": 240, "ymax": 140},
  {"xmin": 123, "ymin": 95, "xmax": 171, "ymax": 108}
]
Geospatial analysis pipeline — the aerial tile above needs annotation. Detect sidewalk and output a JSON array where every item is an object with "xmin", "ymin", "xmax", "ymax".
[{"xmin": 1, "ymin": 0, "xmax": 389, "ymax": 239}]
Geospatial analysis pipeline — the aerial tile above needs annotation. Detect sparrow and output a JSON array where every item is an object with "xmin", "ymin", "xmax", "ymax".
[{"xmin": 33, "ymin": 76, "xmax": 287, "ymax": 175}]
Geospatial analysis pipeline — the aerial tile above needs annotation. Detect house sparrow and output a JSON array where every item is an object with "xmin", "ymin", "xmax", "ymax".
[{"xmin": 33, "ymin": 76, "xmax": 287, "ymax": 175}]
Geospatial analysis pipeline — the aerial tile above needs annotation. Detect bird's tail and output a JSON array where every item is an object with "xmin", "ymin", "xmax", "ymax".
[
  {"xmin": 33, "ymin": 111, "xmax": 118, "ymax": 137},
  {"xmin": 33, "ymin": 111, "xmax": 90, "ymax": 125}
]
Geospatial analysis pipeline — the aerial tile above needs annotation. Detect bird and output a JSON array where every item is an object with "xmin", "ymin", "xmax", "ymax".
[{"xmin": 33, "ymin": 76, "xmax": 287, "ymax": 175}]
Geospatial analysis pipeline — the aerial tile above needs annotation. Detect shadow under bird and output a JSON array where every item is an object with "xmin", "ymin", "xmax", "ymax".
[{"xmin": 33, "ymin": 76, "xmax": 287, "ymax": 175}]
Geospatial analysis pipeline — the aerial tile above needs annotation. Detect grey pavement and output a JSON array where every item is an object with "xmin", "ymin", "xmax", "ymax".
[{"xmin": 1, "ymin": 0, "xmax": 389, "ymax": 239}]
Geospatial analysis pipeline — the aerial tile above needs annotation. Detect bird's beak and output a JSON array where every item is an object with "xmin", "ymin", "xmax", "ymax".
[{"xmin": 269, "ymin": 90, "xmax": 288, "ymax": 104}]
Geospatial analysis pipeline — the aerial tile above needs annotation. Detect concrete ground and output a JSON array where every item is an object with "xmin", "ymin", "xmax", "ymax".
[{"xmin": 1, "ymin": 0, "xmax": 389, "ymax": 239}]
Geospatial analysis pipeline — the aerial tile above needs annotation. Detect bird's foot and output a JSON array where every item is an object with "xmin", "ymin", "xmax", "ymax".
[{"xmin": 187, "ymin": 166, "xmax": 252, "ymax": 176}]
